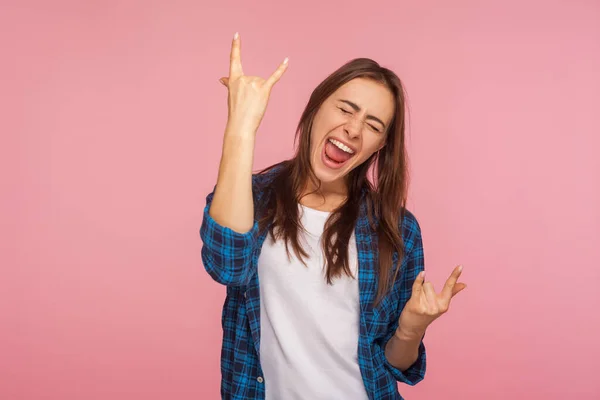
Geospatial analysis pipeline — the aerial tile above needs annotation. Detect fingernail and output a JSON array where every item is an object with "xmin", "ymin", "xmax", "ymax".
[
  {"xmin": 458, "ymin": 265, "xmax": 463, "ymax": 272},
  {"xmin": 283, "ymin": 57, "xmax": 289, "ymax": 64},
  {"xmin": 234, "ymin": 32, "xmax": 239, "ymax": 39}
]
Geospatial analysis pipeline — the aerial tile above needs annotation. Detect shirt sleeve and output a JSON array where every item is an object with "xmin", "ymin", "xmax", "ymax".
[
  {"xmin": 377, "ymin": 334, "xmax": 427, "ymax": 385},
  {"xmin": 199, "ymin": 185, "xmax": 260, "ymax": 286},
  {"xmin": 378, "ymin": 211, "xmax": 427, "ymax": 385}
]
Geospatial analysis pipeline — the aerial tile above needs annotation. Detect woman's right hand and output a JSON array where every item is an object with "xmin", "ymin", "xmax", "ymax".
[{"xmin": 219, "ymin": 33, "xmax": 289, "ymax": 134}]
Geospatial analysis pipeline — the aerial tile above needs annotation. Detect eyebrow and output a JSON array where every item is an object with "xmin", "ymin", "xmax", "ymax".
[{"xmin": 339, "ymin": 99, "xmax": 387, "ymax": 129}]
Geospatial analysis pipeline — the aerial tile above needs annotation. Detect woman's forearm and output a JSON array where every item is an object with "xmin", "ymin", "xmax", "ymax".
[
  {"xmin": 209, "ymin": 123, "xmax": 257, "ymax": 234},
  {"xmin": 384, "ymin": 328, "xmax": 424, "ymax": 371}
]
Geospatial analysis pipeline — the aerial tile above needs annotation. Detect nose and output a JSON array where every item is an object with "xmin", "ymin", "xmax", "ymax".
[{"xmin": 343, "ymin": 117, "xmax": 361, "ymax": 139}]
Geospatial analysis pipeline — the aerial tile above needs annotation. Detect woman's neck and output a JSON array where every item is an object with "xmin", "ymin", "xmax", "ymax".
[{"xmin": 299, "ymin": 180, "xmax": 348, "ymax": 212}]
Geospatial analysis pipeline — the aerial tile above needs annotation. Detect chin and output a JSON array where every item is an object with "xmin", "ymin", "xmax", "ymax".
[{"xmin": 313, "ymin": 168, "xmax": 340, "ymax": 184}]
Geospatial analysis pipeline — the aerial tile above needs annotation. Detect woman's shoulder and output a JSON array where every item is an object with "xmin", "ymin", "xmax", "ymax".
[
  {"xmin": 401, "ymin": 208, "xmax": 420, "ymax": 230},
  {"xmin": 400, "ymin": 207, "xmax": 423, "ymax": 253},
  {"xmin": 251, "ymin": 161, "xmax": 286, "ymax": 190},
  {"xmin": 250, "ymin": 161, "xmax": 287, "ymax": 208}
]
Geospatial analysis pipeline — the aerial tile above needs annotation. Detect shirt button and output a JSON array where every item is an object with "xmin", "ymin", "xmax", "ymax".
[
  {"xmin": 257, "ymin": 376, "xmax": 264, "ymax": 383},
  {"xmin": 244, "ymin": 291, "xmax": 247, "ymax": 298}
]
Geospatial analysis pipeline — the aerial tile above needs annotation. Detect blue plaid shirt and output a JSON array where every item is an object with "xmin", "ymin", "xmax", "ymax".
[{"xmin": 200, "ymin": 166, "xmax": 426, "ymax": 400}]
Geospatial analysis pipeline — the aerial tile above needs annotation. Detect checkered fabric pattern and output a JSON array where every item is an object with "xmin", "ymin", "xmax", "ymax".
[{"xmin": 200, "ymin": 166, "xmax": 426, "ymax": 400}]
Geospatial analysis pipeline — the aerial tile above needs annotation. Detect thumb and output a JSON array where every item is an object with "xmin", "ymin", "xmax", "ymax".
[
  {"xmin": 452, "ymin": 282, "xmax": 467, "ymax": 296},
  {"xmin": 219, "ymin": 77, "xmax": 229, "ymax": 87},
  {"xmin": 412, "ymin": 270, "xmax": 425, "ymax": 296}
]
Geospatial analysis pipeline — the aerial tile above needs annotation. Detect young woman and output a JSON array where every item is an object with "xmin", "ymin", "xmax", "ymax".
[{"xmin": 200, "ymin": 33, "xmax": 466, "ymax": 400}]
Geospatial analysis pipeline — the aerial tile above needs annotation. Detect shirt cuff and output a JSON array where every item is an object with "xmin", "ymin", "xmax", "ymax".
[
  {"xmin": 201, "ymin": 203, "xmax": 259, "ymax": 255},
  {"xmin": 200, "ymin": 203, "xmax": 260, "ymax": 285},
  {"xmin": 376, "ymin": 338, "xmax": 427, "ymax": 386}
]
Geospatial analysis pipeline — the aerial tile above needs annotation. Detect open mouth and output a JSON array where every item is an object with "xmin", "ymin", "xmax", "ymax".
[{"xmin": 321, "ymin": 138, "xmax": 356, "ymax": 170}]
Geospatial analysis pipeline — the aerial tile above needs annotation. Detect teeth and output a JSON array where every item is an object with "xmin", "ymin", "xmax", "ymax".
[{"xmin": 328, "ymin": 138, "xmax": 355, "ymax": 154}]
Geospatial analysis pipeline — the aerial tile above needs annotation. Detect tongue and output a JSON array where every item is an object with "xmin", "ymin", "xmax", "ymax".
[{"xmin": 325, "ymin": 141, "xmax": 353, "ymax": 163}]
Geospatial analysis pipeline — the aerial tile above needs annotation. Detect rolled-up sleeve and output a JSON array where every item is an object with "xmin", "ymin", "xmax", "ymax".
[
  {"xmin": 378, "ymin": 210, "xmax": 427, "ymax": 385},
  {"xmin": 199, "ymin": 189, "xmax": 260, "ymax": 286},
  {"xmin": 376, "ymin": 336, "xmax": 426, "ymax": 385}
]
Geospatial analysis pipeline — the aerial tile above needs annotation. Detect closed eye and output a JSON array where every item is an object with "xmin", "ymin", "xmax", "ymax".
[
  {"xmin": 339, "ymin": 107, "xmax": 382, "ymax": 132},
  {"xmin": 369, "ymin": 124, "xmax": 382, "ymax": 133}
]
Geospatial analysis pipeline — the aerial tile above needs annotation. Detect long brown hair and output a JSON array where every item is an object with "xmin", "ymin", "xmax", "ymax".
[{"xmin": 255, "ymin": 58, "xmax": 411, "ymax": 306}]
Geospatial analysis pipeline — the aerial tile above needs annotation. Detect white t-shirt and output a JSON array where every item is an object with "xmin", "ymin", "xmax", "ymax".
[{"xmin": 258, "ymin": 203, "xmax": 369, "ymax": 400}]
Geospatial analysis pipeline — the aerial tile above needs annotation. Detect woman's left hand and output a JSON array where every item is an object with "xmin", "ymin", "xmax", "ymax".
[{"xmin": 397, "ymin": 265, "xmax": 467, "ymax": 338}]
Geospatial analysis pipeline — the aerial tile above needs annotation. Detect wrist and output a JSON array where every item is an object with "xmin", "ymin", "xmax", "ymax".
[
  {"xmin": 395, "ymin": 326, "xmax": 426, "ymax": 342},
  {"xmin": 225, "ymin": 118, "xmax": 260, "ymax": 137}
]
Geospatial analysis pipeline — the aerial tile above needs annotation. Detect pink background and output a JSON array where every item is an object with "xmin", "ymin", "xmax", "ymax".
[{"xmin": 2, "ymin": 0, "xmax": 599, "ymax": 399}]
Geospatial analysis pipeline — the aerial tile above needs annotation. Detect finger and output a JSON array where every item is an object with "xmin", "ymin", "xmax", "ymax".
[
  {"xmin": 229, "ymin": 32, "xmax": 243, "ymax": 78},
  {"xmin": 265, "ymin": 57, "xmax": 289, "ymax": 88},
  {"xmin": 219, "ymin": 77, "xmax": 229, "ymax": 87},
  {"xmin": 423, "ymin": 282, "xmax": 437, "ymax": 308},
  {"xmin": 411, "ymin": 270, "xmax": 425, "ymax": 295},
  {"xmin": 452, "ymin": 282, "xmax": 467, "ymax": 297},
  {"xmin": 441, "ymin": 265, "xmax": 463, "ymax": 300}
]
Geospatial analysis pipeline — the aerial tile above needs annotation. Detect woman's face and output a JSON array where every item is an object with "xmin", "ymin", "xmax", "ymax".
[{"xmin": 309, "ymin": 77, "xmax": 395, "ymax": 188}]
